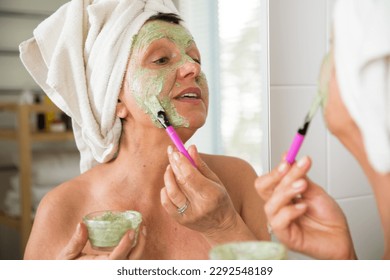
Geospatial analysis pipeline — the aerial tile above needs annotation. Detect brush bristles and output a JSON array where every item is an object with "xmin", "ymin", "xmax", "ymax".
[{"xmin": 157, "ymin": 110, "xmax": 170, "ymax": 128}]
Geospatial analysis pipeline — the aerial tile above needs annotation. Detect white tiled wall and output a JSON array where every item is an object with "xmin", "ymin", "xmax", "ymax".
[{"xmin": 269, "ymin": 0, "xmax": 384, "ymax": 259}]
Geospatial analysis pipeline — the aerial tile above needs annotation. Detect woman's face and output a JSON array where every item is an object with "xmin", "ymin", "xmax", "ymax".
[
  {"xmin": 319, "ymin": 48, "xmax": 361, "ymax": 142},
  {"xmin": 120, "ymin": 20, "xmax": 209, "ymax": 129}
]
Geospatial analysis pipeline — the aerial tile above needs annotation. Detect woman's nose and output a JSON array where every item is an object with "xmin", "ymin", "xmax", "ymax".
[{"xmin": 177, "ymin": 58, "xmax": 201, "ymax": 80}]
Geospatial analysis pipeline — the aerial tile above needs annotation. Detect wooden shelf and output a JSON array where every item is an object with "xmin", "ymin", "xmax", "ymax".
[
  {"xmin": 28, "ymin": 103, "xmax": 63, "ymax": 113},
  {"xmin": 0, "ymin": 211, "xmax": 20, "ymax": 230},
  {"xmin": 0, "ymin": 130, "xmax": 73, "ymax": 141},
  {"xmin": 0, "ymin": 128, "xmax": 17, "ymax": 140},
  {"xmin": 32, "ymin": 131, "xmax": 73, "ymax": 141},
  {"xmin": 0, "ymin": 102, "xmax": 18, "ymax": 110},
  {"xmin": 0, "ymin": 101, "xmax": 74, "ymax": 253}
]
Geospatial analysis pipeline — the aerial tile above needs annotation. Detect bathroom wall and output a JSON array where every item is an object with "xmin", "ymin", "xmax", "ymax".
[{"xmin": 269, "ymin": 0, "xmax": 384, "ymax": 259}]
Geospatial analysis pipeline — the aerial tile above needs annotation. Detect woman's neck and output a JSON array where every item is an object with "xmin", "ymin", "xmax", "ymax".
[
  {"xmin": 338, "ymin": 127, "xmax": 390, "ymax": 259},
  {"xmin": 106, "ymin": 121, "xmax": 194, "ymax": 194}
]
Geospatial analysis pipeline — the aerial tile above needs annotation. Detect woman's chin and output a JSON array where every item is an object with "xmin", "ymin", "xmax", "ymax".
[{"xmin": 185, "ymin": 113, "xmax": 207, "ymax": 129}]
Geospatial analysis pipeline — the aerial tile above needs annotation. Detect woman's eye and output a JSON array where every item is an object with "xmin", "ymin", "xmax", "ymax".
[
  {"xmin": 192, "ymin": 58, "xmax": 201, "ymax": 65},
  {"xmin": 153, "ymin": 57, "xmax": 169, "ymax": 65}
]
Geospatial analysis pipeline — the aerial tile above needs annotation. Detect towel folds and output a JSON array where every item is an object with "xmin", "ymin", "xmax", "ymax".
[{"xmin": 333, "ymin": 0, "xmax": 390, "ymax": 173}]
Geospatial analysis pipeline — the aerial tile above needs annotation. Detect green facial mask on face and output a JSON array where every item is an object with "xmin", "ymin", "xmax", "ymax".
[
  {"xmin": 304, "ymin": 51, "xmax": 333, "ymax": 122},
  {"xmin": 317, "ymin": 51, "xmax": 333, "ymax": 109},
  {"xmin": 125, "ymin": 20, "xmax": 207, "ymax": 128}
]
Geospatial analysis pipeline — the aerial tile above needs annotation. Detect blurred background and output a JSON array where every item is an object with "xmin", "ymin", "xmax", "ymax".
[{"xmin": 0, "ymin": 0, "xmax": 383, "ymax": 259}]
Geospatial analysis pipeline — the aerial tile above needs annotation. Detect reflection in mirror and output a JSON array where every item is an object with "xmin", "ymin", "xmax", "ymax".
[{"xmin": 178, "ymin": 0, "xmax": 269, "ymax": 174}]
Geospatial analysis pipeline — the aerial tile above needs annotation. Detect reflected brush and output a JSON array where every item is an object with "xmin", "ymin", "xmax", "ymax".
[{"xmin": 285, "ymin": 93, "xmax": 322, "ymax": 164}]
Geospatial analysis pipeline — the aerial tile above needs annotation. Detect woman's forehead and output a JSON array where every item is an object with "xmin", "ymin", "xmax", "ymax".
[{"xmin": 133, "ymin": 20, "xmax": 194, "ymax": 50}]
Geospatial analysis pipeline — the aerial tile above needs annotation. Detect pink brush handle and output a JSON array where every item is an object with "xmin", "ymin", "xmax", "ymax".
[
  {"xmin": 166, "ymin": 126, "xmax": 196, "ymax": 167},
  {"xmin": 285, "ymin": 133, "xmax": 305, "ymax": 164}
]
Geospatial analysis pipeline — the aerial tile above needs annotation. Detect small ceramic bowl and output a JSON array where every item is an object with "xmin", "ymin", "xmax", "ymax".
[
  {"xmin": 209, "ymin": 241, "xmax": 287, "ymax": 260},
  {"xmin": 83, "ymin": 210, "xmax": 142, "ymax": 251}
]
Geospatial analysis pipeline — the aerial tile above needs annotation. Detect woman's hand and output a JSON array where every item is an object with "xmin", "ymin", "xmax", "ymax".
[
  {"xmin": 56, "ymin": 223, "xmax": 146, "ymax": 260},
  {"xmin": 161, "ymin": 145, "xmax": 255, "ymax": 245},
  {"xmin": 255, "ymin": 156, "xmax": 356, "ymax": 260}
]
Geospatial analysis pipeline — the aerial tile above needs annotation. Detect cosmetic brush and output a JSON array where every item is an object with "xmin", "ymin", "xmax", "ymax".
[
  {"xmin": 285, "ymin": 93, "xmax": 323, "ymax": 164},
  {"xmin": 150, "ymin": 96, "xmax": 196, "ymax": 167}
]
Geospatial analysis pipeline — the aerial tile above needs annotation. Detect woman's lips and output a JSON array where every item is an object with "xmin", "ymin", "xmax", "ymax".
[
  {"xmin": 174, "ymin": 87, "xmax": 202, "ymax": 100},
  {"xmin": 167, "ymin": 86, "xmax": 204, "ymax": 105}
]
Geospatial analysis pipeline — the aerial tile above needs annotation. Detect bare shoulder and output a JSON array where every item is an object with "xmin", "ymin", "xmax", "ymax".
[
  {"xmin": 200, "ymin": 153, "xmax": 257, "ymax": 184},
  {"xmin": 200, "ymin": 153, "xmax": 269, "ymax": 241},
  {"xmin": 37, "ymin": 174, "xmax": 91, "ymax": 218},
  {"xmin": 199, "ymin": 153, "xmax": 258, "ymax": 206},
  {"xmin": 24, "ymin": 174, "xmax": 92, "ymax": 259}
]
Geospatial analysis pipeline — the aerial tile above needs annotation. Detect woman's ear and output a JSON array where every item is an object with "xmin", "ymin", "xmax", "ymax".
[{"xmin": 116, "ymin": 99, "xmax": 129, "ymax": 118}]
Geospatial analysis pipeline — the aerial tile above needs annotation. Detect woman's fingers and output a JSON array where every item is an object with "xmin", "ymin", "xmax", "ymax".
[
  {"xmin": 163, "ymin": 164, "xmax": 188, "ymax": 209},
  {"xmin": 262, "ymin": 156, "xmax": 312, "ymax": 244},
  {"xmin": 269, "ymin": 203, "xmax": 308, "ymax": 233},
  {"xmin": 160, "ymin": 187, "xmax": 189, "ymax": 217},
  {"xmin": 56, "ymin": 222, "xmax": 88, "ymax": 260},
  {"xmin": 58, "ymin": 223, "xmax": 146, "ymax": 260},
  {"xmin": 265, "ymin": 157, "xmax": 311, "ymax": 218},
  {"xmin": 167, "ymin": 145, "xmax": 214, "ymax": 198},
  {"xmin": 128, "ymin": 226, "xmax": 147, "ymax": 260},
  {"xmin": 187, "ymin": 145, "xmax": 221, "ymax": 183},
  {"xmin": 265, "ymin": 179, "xmax": 308, "ymax": 219},
  {"xmin": 109, "ymin": 229, "xmax": 138, "ymax": 260},
  {"xmin": 279, "ymin": 156, "xmax": 311, "ymax": 188},
  {"xmin": 167, "ymin": 146, "xmax": 195, "ymax": 194},
  {"xmin": 255, "ymin": 160, "xmax": 290, "ymax": 201}
]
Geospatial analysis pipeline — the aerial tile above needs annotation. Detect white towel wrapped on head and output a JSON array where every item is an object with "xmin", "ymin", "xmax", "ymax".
[
  {"xmin": 19, "ymin": 0, "xmax": 180, "ymax": 173},
  {"xmin": 333, "ymin": 0, "xmax": 390, "ymax": 173}
]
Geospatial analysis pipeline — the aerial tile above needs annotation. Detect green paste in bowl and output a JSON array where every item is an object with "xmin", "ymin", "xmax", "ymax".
[{"xmin": 83, "ymin": 210, "xmax": 142, "ymax": 251}]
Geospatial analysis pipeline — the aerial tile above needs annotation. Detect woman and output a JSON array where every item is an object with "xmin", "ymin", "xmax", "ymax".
[
  {"xmin": 255, "ymin": 0, "xmax": 390, "ymax": 259},
  {"xmin": 20, "ymin": 0, "xmax": 269, "ymax": 259}
]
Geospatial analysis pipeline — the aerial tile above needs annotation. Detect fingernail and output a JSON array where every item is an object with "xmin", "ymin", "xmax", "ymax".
[
  {"xmin": 278, "ymin": 162, "xmax": 288, "ymax": 173},
  {"xmin": 173, "ymin": 151, "xmax": 180, "ymax": 162},
  {"xmin": 297, "ymin": 156, "xmax": 308, "ymax": 168},
  {"xmin": 295, "ymin": 203, "xmax": 306, "ymax": 210},
  {"xmin": 292, "ymin": 180, "xmax": 305, "ymax": 189},
  {"xmin": 128, "ymin": 230, "xmax": 135, "ymax": 240},
  {"xmin": 76, "ymin": 223, "xmax": 81, "ymax": 234},
  {"xmin": 167, "ymin": 145, "xmax": 173, "ymax": 155},
  {"xmin": 142, "ymin": 227, "xmax": 147, "ymax": 236}
]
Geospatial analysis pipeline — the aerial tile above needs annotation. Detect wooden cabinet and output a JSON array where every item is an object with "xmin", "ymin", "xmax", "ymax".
[{"xmin": 0, "ymin": 102, "xmax": 73, "ymax": 253}]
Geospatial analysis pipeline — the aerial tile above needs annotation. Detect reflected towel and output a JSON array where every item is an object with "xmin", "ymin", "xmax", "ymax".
[
  {"xmin": 19, "ymin": 0, "xmax": 179, "ymax": 173},
  {"xmin": 334, "ymin": 0, "xmax": 390, "ymax": 173},
  {"xmin": 333, "ymin": 0, "xmax": 390, "ymax": 173}
]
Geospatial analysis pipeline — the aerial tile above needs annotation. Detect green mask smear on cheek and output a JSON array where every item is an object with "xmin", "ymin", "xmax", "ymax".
[
  {"xmin": 317, "ymin": 51, "xmax": 333, "ymax": 109},
  {"xmin": 126, "ymin": 21, "xmax": 199, "ymax": 128}
]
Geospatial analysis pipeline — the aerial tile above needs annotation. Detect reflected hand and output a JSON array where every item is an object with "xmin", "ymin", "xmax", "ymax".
[
  {"xmin": 56, "ymin": 223, "xmax": 146, "ymax": 260},
  {"xmin": 161, "ymin": 145, "xmax": 251, "ymax": 244},
  {"xmin": 255, "ymin": 156, "xmax": 356, "ymax": 259}
]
